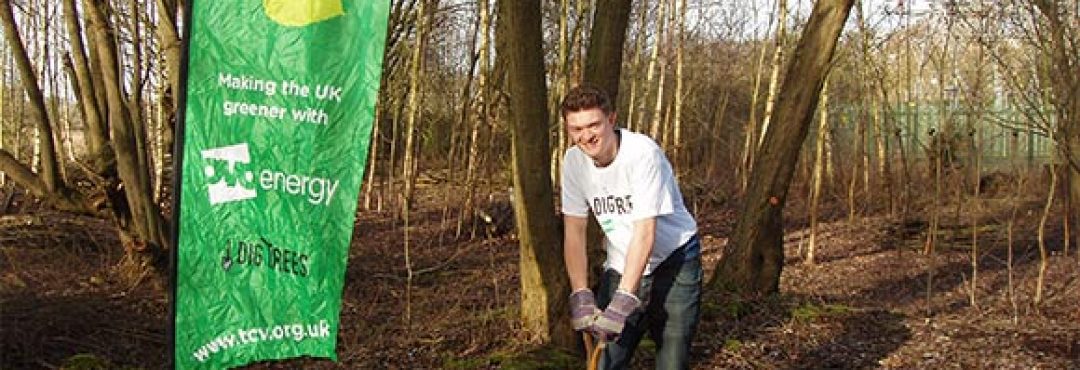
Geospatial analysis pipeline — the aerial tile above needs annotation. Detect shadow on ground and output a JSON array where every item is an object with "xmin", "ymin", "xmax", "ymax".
[{"xmin": 0, "ymin": 291, "xmax": 168, "ymax": 369}]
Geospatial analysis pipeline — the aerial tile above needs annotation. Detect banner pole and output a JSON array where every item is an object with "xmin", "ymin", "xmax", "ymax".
[{"xmin": 168, "ymin": 0, "xmax": 197, "ymax": 368}]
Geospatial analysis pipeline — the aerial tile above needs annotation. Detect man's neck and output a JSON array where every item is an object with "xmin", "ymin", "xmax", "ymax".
[{"xmin": 594, "ymin": 129, "xmax": 621, "ymax": 167}]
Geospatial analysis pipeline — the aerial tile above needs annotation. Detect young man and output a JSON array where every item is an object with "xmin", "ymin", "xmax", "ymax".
[{"xmin": 560, "ymin": 85, "xmax": 702, "ymax": 369}]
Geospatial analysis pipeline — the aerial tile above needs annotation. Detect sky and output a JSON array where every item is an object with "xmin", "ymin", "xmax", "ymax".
[{"xmin": 687, "ymin": 0, "xmax": 941, "ymax": 41}]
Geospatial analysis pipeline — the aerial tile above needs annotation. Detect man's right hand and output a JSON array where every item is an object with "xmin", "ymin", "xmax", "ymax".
[{"xmin": 569, "ymin": 289, "xmax": 600, "ymax": 331}]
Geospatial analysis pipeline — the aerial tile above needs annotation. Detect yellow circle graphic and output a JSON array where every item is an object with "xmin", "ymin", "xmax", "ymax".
[{"xmin": 264, "ymin": 0, "xmax": 345, "ymax": 27}]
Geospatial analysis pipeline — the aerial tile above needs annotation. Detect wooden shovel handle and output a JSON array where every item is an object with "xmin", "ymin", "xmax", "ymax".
[{"xmin": 582, "ymin": 332, "xmax": 604, "ymax": 370}]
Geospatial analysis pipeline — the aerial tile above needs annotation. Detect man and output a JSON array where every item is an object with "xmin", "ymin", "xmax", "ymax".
[{"xmin": 560, "ymin": 85, "xmax": 702, "ymax": 369}]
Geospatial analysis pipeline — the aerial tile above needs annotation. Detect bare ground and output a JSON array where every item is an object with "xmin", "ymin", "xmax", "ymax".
[{"xmin": 1, "ymin": 183, "xmax": 1078, "ymax": 369}]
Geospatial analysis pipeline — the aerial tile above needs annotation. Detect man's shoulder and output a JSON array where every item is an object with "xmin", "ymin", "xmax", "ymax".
[
  {"xmin": 619, "ymin": 129, "xmax": 663, "ymax": 156},
  {"xmin": 563, "ymin": 145, "xmax": 585, "ymax": 162},
  {"xmin": 562, "ymin": 145, "xmax": 590, "ymax": 172}
]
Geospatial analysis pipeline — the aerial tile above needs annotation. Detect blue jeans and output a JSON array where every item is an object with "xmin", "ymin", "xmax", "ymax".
[{"xmin": 595, "ymin": 236, "xmax": 703, "ymax": 370}]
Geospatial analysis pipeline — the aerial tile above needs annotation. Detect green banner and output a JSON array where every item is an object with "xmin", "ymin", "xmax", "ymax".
[{"xmin": 174, "ymin": 1, "xmax": 388, "ymax": 368}]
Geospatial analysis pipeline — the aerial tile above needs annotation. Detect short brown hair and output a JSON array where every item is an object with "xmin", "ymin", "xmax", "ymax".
[{"xmin": 561, "ymin": 84, "xmax": 613, "ymax": 118}]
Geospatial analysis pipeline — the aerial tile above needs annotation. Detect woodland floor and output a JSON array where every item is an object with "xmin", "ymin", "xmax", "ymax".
[{"xmin": 1, "ymin": 176, "xmax": 1079, "ymax": 369}]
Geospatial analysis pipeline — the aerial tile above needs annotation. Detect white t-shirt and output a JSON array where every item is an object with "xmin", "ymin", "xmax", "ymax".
[{"xmin": 561, "ymin": 129, "xmax": 697, "ymax": 275}]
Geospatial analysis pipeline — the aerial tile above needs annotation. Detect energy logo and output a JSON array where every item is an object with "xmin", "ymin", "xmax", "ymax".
[
  {"xmin": 201, "ymin": 143, "xmax": 342, "ymax": 206},
  {"xmin": 264, "ymin": 0, "xmax": 344, "ymax": 27},
  {"xmin": 203, "ymin": 144, "xmax": 257, "ymax": 205}
]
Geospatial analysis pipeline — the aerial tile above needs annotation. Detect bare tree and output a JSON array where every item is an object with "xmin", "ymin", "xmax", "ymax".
[
  {"xmin": 583, "ymin": 0, "xmax": 632, "ymax": 101},
  {"xmin": 84, "ymin": 0, "xmax": 166, "ymax": 267},
  {"xmin": 0, "ymin": 1, "xmax": 64, "ymax": 200},
  {"xmin": 1036, "ymin": 142, "xmax": 1056, "ymax": 308},
  {"xmin": 807, "ymin": 76, "xmax": 831, "ymax": 266},
  {"xmin": 624, "ymin": 1, "xmax": 648, "ymax": 132},
  {"xmin": 401, "ymin": 0, "xmax": 433, "ymax": 327},
  {"xmin": 1, "ymin": 0, "xmax": 170, "ymax": 280},
  {"xmin": 648, "ymin": 0, "xmax": 668, "ymax": 143},
  {"xmin": 758, "ymin": 0, "xmax": 789, "ymax": 149},
  {"xmin": 672, "ymin": 0, "xmax": 687, "ymax": 168},
  {"xmin": 1030, "ymin": 0, "xmax": 1079, "ymax": 253},
  {"xmin": 459, "ymin": 0, "xmax": 493, "ymax": 239},
  {"xmin": 740, "ymin": 0, "xmax": 774, "ymax": 193},
  {"xmin": 710, "ymin": 0, "xmax": 855, "ymax": 295},
  {"xmin": 497, "ymin": 0, "xmax": 574, "ymax": 349},
  {"xmin": 637, "ymin": 1, "xmax": 664, "ymax": 136},
  {"xmin": 154, "ymin": 0, "xmax": 180, "ymax": 145}
]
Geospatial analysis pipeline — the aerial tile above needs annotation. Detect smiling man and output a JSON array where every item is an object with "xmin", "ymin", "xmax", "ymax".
[{"xmin": 560, "ymin": 85, "xmax": 702, "ymax": 369}]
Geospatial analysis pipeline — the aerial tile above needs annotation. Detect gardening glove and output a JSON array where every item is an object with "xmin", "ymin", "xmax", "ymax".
[
  {"xmin": 569, "ymin": 289, "xmax": 601, "ymax": 331},
  {"xmin": 590, "ymin": 289, "xmax": 641, "ymax": 342}
]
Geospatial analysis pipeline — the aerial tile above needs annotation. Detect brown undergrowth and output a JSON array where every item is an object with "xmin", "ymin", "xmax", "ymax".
[{"xmin": 1, "ymin": 181, "xmax": 1078, "ymax": 369}]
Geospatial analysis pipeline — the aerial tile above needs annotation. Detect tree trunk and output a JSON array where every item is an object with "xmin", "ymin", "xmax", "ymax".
[
  {"xmin": 497, "ymin": 0, "xmax": 574, "ymax": 349},
  {"xmin": 0, "ymin": 52, "xmax": 4, "ymax": 186},
  {"xmin": 808, "ymin": 77, "xmax": 830, "ymax": 266},
  {"xmin": 851, "ymin": 1, "xmax": 872, "ymax": 220},
  {"xmin": 1032, "ymin": 0, "xmax": 1080, "ymax": 260},
  {"xmin": 648, "ymin": 0, "xmax": 667, "ymax": 142},
  {"xmin": 850, "ymin": 106, "xmax": 864, "ymax": 222},
  {"xmin": 153, "ymin": 73, "xmax": 166, "ymax": 202},
  {"xmin": 741, "ymin": 25, "xmax": 771, "ymax": 193},
  {"xmin": 85, "ymin": 13, "xmax": 109, "ymax": 127},
  {"xmin": 549, "ymin": 0, "xmax": 569, "ymax": 189},
  {"xmin": 583, "ymin": 0, "xmax": 631, "ymax": 103},
  {"xmin": 41, "ymin": 1, "xmax": 64, "ymax": 180},
  {"xmin": 0, "ymin": 0, "xmax": 62, "ymax": 193},
  {"xmin": 386, "ymin": 89, "xmax": 400, "ymax": 215},
  {"xmin": 62, "ymin": 0, "xmax": 111, "ymax": 171},
  {"xmin": 569, "ymin": 0, "xmax": 589, "ymax": 85},
  {"xmin": 127, "ymin": 0, "xmax": 152, "ymax": 204},
  {"xmin": 400, "ymin": 0, "xmax": 429, "ymax": 327},
  {"xmin": 364, "ymin": 23, "xmax": 406, "ymax": 213},
  {"xmin": 637, "ymin": 2, "xmax": 664, "ymax": 134},
  {"xmin": 873, "ymin": 98, "xmax": 892, "ymax": 215},
  {"xmin": 85, "ymin": 0, "xmax": 167, "ymax": 272},
  {"xmin": 707, "ymin": 89, "xmax": 731, "ymax": 181},
  {"xmin": 758, "ymin": 0, "xmax": 788, "ymax": 148},
  {"xmin": 0, "ymin": 0, "xmax": 84, "ymax": 212},
  {"xmin": 1035, "ymin": 162, "xmax": 1056, "ymax": 308},
  {"xmin": 401, "ymin": 3, "xmax": 424, "ymax": 214},
  {"xmin": 0, "ymin": 150, "xmax": 86, "ymax": 211},
  {"xmin": 363, "ymin": 105, "xmax": 381, "ymax": 211},
  {"xmin": 154, "ymin": 0, "xmax": 180, "ymax": 152},
  {"xmin": 444, "ymin": 2, "xmax": 481, "ymax": 243},
  {"xmin": 672, "ymin": 0, "xmax": 686, "ymax": 169},
  {"xmin": 970, "ymin": 121, "xmax": 981, "ymax": 308},
  {"xmin": 624, "ymin": 1, "xmax": 647, "ymax": 131},
  {"xmin": 709, "ymin": 0, "xmax": 855, "ymax": 295},
  {"xmin": 460, "ymin": 0, "xmax": 492, "ymax": 238}
]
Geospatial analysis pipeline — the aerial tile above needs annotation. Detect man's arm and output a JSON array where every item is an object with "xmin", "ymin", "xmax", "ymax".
[
  {"xmin": 588, "ymin": 216, "xmax": 655, "ymax": 341},
  {"xmin": 618, "ymin": 217, "xmax": 656, "ymax": 293},
  {"xmin": 563, "ymin": 215, "xmax": 590, "ymax": 291}
]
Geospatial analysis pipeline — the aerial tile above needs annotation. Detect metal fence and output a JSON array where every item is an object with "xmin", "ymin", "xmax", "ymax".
[{"xmin": 820, "ymin": 103, "xmax": 1056, "ymax": 171}]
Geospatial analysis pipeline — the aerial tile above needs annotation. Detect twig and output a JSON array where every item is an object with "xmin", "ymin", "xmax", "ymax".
[
  {"xmin": 412, "ymin": 239, "xmax": 488, "ymax": 277},
  {"xmin": 124, "ymin": 266, "xmax": 151, "ymax": 295}
]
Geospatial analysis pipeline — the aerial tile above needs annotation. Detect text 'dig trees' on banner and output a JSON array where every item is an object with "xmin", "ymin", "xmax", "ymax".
[{"xmin": 174, "ymin": 1, "xmax": 389, "ymax": 368}]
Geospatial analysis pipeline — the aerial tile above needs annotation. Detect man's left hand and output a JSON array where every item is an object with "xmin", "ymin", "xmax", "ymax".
[{"xmin": 589, "ymin": 290, "xmax": 641, "ymax": 342}]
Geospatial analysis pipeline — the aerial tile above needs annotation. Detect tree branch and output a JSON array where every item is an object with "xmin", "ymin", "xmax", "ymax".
[
  {"xmin": 0, "ymin": 149, "xmax": 46, "ymax": 198},
  {"xmin": 0, "ymin": 149, "xmax": 91, "ymax": 213}
]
